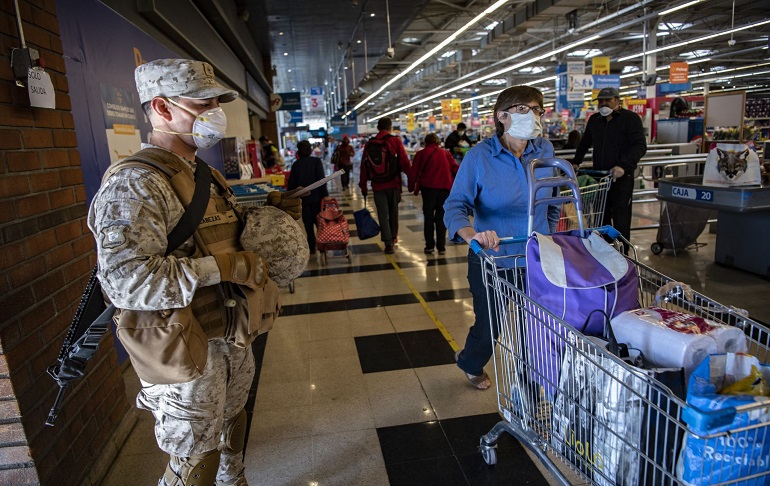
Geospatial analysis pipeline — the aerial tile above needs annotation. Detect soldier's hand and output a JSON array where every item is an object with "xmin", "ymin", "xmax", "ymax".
[
  {"xmin": 214, "ymin": 251, "xmax": 268, "ymax": 290},
  {"xmin": 266, "ymin": 189, "xmax": 302, "ymax": 220},
  {"xmin": 610, "ymin": 166, "xmax": 625, "ymax": 181}
]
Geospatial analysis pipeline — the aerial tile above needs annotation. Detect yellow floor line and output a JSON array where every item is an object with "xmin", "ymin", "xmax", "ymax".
[{"xmin": 379, "ymin": 242, "xmax": 461, "ymax": 352}]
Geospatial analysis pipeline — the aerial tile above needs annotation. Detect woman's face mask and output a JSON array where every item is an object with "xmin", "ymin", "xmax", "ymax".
[
  {"xmin": 157, "ymin": 97, "xmax": 227, "ymax": 150},
  {"xmin": 504, "ymin": 111, "xmax": 542, "ymax": 140}
]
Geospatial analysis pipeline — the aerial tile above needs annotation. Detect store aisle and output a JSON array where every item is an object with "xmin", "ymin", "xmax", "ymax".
[{"xmin": 101, "ymin": 176, "xmax": 770, "ymax": 486}]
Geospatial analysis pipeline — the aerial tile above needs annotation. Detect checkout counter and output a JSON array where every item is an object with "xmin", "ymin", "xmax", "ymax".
[{"xmin": 657, "ymin": 177, "xmax": 770, "ymax": 279}]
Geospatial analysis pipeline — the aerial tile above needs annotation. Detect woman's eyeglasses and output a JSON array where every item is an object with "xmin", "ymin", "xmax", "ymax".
[{"xmin": 505, "ymin": 104, "xmax": 546, "ymax": 116}]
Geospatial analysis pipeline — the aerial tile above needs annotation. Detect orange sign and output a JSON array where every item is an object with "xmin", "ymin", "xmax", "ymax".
[
  {"xmin": 441, "ymin": 100, "xmax": 452, "ymax": 123},
  {"xmin": 670, "ymin": 62, "xmax": 689, "ymax": 84}
]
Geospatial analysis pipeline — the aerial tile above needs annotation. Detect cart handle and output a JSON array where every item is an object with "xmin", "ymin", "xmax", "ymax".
[
  {"xmin": 469, "ymin": 225, "xmax": 622, "ymax": 254},
  {"xmin": 576, "ymin": 169, "xmax": 611, "ymax": 177}
]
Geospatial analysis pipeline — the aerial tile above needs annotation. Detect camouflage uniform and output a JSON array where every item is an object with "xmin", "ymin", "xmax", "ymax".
[
  {"xmin": 88, "ymin": 60, "xmax": 251, "ymax": 485},
  {"xmin": 88, "ymin": 145, "xmax": 253, "ymax": 484}
]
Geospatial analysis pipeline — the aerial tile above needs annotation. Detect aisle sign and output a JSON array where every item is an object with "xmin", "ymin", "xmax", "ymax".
[
  {"xmin": 441, "ymin": 99, "xmax": 452, "ymax": 122},
  {"xmin": 593, "ymin": 75, "xmax": 620, "ymax": 89},
  {"xmin": 310, "ymin": 86, "xmax": 324, "ymax": 96},
  {"xmin": 592, "ymin": 57, "xmax": 610, "ymax": 100},
  {"xmin": 592, "ymin": 57, "xmax": 610, "ymax": 75},
  {"xmin": 307, "ymin": 94, "xmax": 325, "ymax": 112},
  {"xmin": 270, "ymin": 92, "xmax": 301, "ymax": 111},
  {"xmin": 567, "ymin": 62, "xmax": 584, "ymax": 74},
  {"xmin": 451, "ymin": 98, "xmax": 462, "ymax": 123},
  {"xmin": 670, "ymin": 62, "xmax": 689, "ymax": 84}
]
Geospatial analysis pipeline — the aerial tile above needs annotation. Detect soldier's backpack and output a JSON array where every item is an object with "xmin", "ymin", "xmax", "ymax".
[{"xmin": 363, "ymin": 135, "xmax": 399, "ymax": 183}]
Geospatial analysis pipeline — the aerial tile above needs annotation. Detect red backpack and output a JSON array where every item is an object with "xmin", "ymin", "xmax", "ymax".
[{"xmin": 363, "ymin": 135, "xmax": 400, "ymax": 183}]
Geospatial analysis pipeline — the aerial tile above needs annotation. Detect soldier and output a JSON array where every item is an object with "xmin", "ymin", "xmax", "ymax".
[{"xmin": 87, "ymin": 59, "xmax": 301, "ymax": 486}]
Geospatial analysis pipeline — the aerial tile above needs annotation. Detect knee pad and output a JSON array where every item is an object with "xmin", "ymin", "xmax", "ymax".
[
  {"xmin": 162, "ymin": 449, "xmax": 221, "ymax": 486},
  {"xmin": 221, "ymin": 408, "xmax": 248, "ymax": 455}
]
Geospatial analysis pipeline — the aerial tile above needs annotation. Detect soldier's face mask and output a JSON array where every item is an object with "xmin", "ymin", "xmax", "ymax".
[{"xmin": 157, "ymin": 97, "xmax": 228, "ymax": 150}]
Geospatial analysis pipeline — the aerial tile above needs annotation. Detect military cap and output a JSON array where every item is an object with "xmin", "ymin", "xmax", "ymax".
[
  {"xmin": 135, "ymin": 59, "xmax": 238, "ymax": 104},
  {"xmin": 593, "ymin": 87, "xmax": 620, "ymax": 100}
]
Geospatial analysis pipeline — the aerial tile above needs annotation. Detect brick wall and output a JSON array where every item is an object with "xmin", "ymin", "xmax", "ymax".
[{"xmin": 0, "ymin": 1, "xmax": 130, "ymax": 485}]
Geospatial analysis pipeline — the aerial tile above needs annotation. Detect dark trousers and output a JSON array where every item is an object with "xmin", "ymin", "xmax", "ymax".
[
  {"xmin": 603, "ymin": 174, "xmax": 634, "ymax": 253},
  {"xmin": 302, "ymin": 202, "xmax": 321, "ymax": 251},
  {"xmin": 456, "ymin": 252, "xmax": 497, "ymax": 377},
  {"xmin": 373, "ymin": 188, "xmax": 400, "ymax": 245},
  {"xmin": 421, "ymin": 187, "xmax": 449, "ymax": 251},
  {"xmin": 340, "ymin": 165, "xmax": 351, "ymax": 189}
]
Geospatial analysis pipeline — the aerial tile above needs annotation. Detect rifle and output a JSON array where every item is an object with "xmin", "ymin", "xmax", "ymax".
[
  {"xmin": 46, "ymin": 267, "xmax": 115, "ymax": 426},
  {"xmin": 45, "ymin": 152, "xmax": 212, "ymax": 426}
]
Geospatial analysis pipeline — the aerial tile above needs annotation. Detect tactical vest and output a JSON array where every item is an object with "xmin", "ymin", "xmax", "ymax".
[{"xmin": 103, "ymin": 148, "xmax": 247, "ymax": 340}]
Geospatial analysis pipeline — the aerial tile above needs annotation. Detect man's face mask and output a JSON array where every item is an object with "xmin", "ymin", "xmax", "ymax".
[{"xmin": 156, "ymin": 97, "xmax": 227, "ymax": 150}]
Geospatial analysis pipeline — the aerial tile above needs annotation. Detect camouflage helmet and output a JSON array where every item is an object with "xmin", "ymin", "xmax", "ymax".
[
  {"xmin": 135, "ymin": 59, "xmax": 238, "ymax": 104},
  {"xmin": 240, "ymin": 205, "xmax": 309, "ymax": 287}
]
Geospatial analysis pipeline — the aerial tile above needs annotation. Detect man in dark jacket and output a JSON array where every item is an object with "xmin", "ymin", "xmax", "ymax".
[
  {"xmin": 444, "ymin": 122, "xmax": 472, "ymax": 162},
  {"xmin": 572, "ymin": 87, "xmax": 647, "ymax": 252}
]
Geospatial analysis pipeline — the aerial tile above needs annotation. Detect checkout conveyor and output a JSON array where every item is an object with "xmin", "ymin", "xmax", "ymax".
[{"xmin": 657, "ymin": 177, "xmax": 770, "ymax": 279}]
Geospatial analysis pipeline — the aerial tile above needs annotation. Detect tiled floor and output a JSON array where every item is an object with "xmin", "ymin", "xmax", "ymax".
[{"xmin": 100, "ymin": 162, "xmax": 770, "ymax": 486}]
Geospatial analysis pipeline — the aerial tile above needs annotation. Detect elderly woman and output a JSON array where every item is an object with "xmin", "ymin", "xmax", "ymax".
[{"xmin": 444, "ymin": 85, "xmax": 559, "ymax": 389}]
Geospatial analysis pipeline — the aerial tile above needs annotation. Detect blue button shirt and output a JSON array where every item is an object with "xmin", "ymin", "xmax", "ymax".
[{"xmin": 444, "ymin": 135, "xmax": 556, "ymax": 258}]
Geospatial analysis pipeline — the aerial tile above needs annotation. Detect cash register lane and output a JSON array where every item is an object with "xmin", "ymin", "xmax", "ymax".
[{"xmin": 657, "ymin": 177, "xmax": 770, "ymax": 279}]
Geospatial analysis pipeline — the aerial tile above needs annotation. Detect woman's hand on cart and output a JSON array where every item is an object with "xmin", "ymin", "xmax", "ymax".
[
  {"xmin": 467, "ymin": 229, "xmax": 500, "ymax": 253},
  {"xmin": 469, "ymin": 225, "xmax": 625, "ymax": 255}
]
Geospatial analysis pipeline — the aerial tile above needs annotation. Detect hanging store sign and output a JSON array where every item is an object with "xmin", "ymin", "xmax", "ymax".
[
  {"xmin": 669, "ymin": 62, "xmax": 689, "ymax": 84},
  {"xmin": 593, "ymin": 75, "xmax": 621, "ymax": 90},
  {"xmin": 592, "ymin": 57, "xmax": 610, "ymax": 100},
  {"xmin": 406, "ymin": 113, "xmax": 415, "ymax": 132},
  {"xmin": 441, "ymin": 99, "xmax": 452, "ymax": 123},
  {"xmin": 270, "ymin": 92, "xmax": 302, "ymax": 111},
  {"xmin": 306, "ymin": 94, "xmax": 325, "ymax": 112},
  {"xmin": 451, "ymin": 98, "xmax": 462, "ymax": 124}
]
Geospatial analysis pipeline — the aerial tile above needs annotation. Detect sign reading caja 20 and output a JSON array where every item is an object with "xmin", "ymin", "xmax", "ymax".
[{"xmin": 672, "ymin": 186, "xmax": 714, "ymax": 202}]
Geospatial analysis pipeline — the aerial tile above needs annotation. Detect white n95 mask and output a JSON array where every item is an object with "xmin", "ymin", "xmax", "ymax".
[
  {"xmin": 505, "ymin": 111, "xmax": 542, "ymax": 140},
  {"xmin": 599, "ymin": 106, "xmax": 614, "ymax": 117},
  {"xmin": 157, "ymin": 98, "xmax": 228, "ymax": 150}
]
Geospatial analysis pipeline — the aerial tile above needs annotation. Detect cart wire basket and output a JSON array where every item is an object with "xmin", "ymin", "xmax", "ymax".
[
  {"xmin": 474, "ymin": 158, "xmax": 770, "ymax": 486},
  {"xmin": 557, "ymin": 170, "xmax": 612, "ymax": 231}
]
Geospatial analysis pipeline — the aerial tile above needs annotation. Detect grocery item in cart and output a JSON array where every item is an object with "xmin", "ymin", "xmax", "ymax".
[
  {"xmin": 525, "ymin": 229, "xmax": 639, "ymax": 395},
  {"xmin": 611, "ymin": 307, "xmax": 748, "ymax": 377},
  {"xmin": 678, "ymin": 353, "xmax": 770, "ymax": 486},
  {"xmin": 240, "ymin": 205, "xmax": 309, "ymax": 287}
]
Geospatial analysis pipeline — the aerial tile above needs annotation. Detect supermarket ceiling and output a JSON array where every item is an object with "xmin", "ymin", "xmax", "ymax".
[{"xmin": 252, "ymin": 0, "xmax": 769, "ymax": 122}]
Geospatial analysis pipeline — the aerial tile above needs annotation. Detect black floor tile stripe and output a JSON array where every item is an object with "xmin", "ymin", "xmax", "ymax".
[
  {"xmin": 280, "ymin": 292, "xmax": 421, "ymax": 316},
  {"xmin": 298, "ymin": 254, "xmax": 468, "ymax": 278},
  {"xmin": 355, "ymin": 329, "xmax": 455, "ymax": 373},
  {"xmin": 377, "ymin": 413, "xmax": 548, "ymax": 486}
]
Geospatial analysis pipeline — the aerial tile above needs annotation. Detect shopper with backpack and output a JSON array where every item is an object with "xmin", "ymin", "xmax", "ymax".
[{"xmin": 359, "ymin": 117, "xmax": 412, "ymax": 254}]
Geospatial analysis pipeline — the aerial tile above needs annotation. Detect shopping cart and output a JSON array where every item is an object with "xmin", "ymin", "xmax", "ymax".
[
  {"xmin": 557, "ymin": 170, "xmax": 611, "ymax": 231},
  {"xmin": 473, "ymin": 158, "xmax": 770, "ymax": 485}
]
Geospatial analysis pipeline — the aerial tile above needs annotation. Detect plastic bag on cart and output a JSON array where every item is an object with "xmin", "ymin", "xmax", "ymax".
[
  {"xmin": 678, "ymin": 353, "xmax": 770, "ymax": 486},
  {"xmin": 551, "ymin": 312, "xmax": 686, "ymax": 486},
  {"xmin": 550, "ymin": 330, "xmax": 602, "ymax": 477},
  {"xmin": 526, "ymin": 230, "xmax": 639, "ymax": 396},
  {"xmin": 589, "ymin": 340, "xmax": 686, "ymax": 486}
]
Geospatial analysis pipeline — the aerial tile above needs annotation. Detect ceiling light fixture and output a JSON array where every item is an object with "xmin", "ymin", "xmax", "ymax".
[
  {"xmin": 369, "ymin": 35, "xmax": 599, "ymax": 121},
  {"xmin": 352, "ymin": 0, "xmax": 512, "ymax": 111},
  {"xmin": 618, "ymin": 19, "xmax": 770, "ymax": 61},
  {"xmin": 658, "ymin": 0, "xmax": 705, "ymax": 16}
]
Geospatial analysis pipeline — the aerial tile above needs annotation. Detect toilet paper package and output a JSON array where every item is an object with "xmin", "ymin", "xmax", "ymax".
[{"xmin": 611, "ymin": 307, "xmax": 747, "ymax": 378}]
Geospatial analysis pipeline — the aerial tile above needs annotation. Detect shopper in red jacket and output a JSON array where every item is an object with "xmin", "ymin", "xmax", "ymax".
[
  {"xmin": 359, "ymin": 117, "xmax": 412, "ymax": 254},
  {"xmin": 409, "ymin": 133, "xmax": 460, "ymax": 254}
]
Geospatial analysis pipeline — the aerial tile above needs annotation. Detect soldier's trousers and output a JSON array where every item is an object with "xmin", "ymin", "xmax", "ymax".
[{"xmin": 137, "ymin": 338, "xmax": 256, "ymax": 483}]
